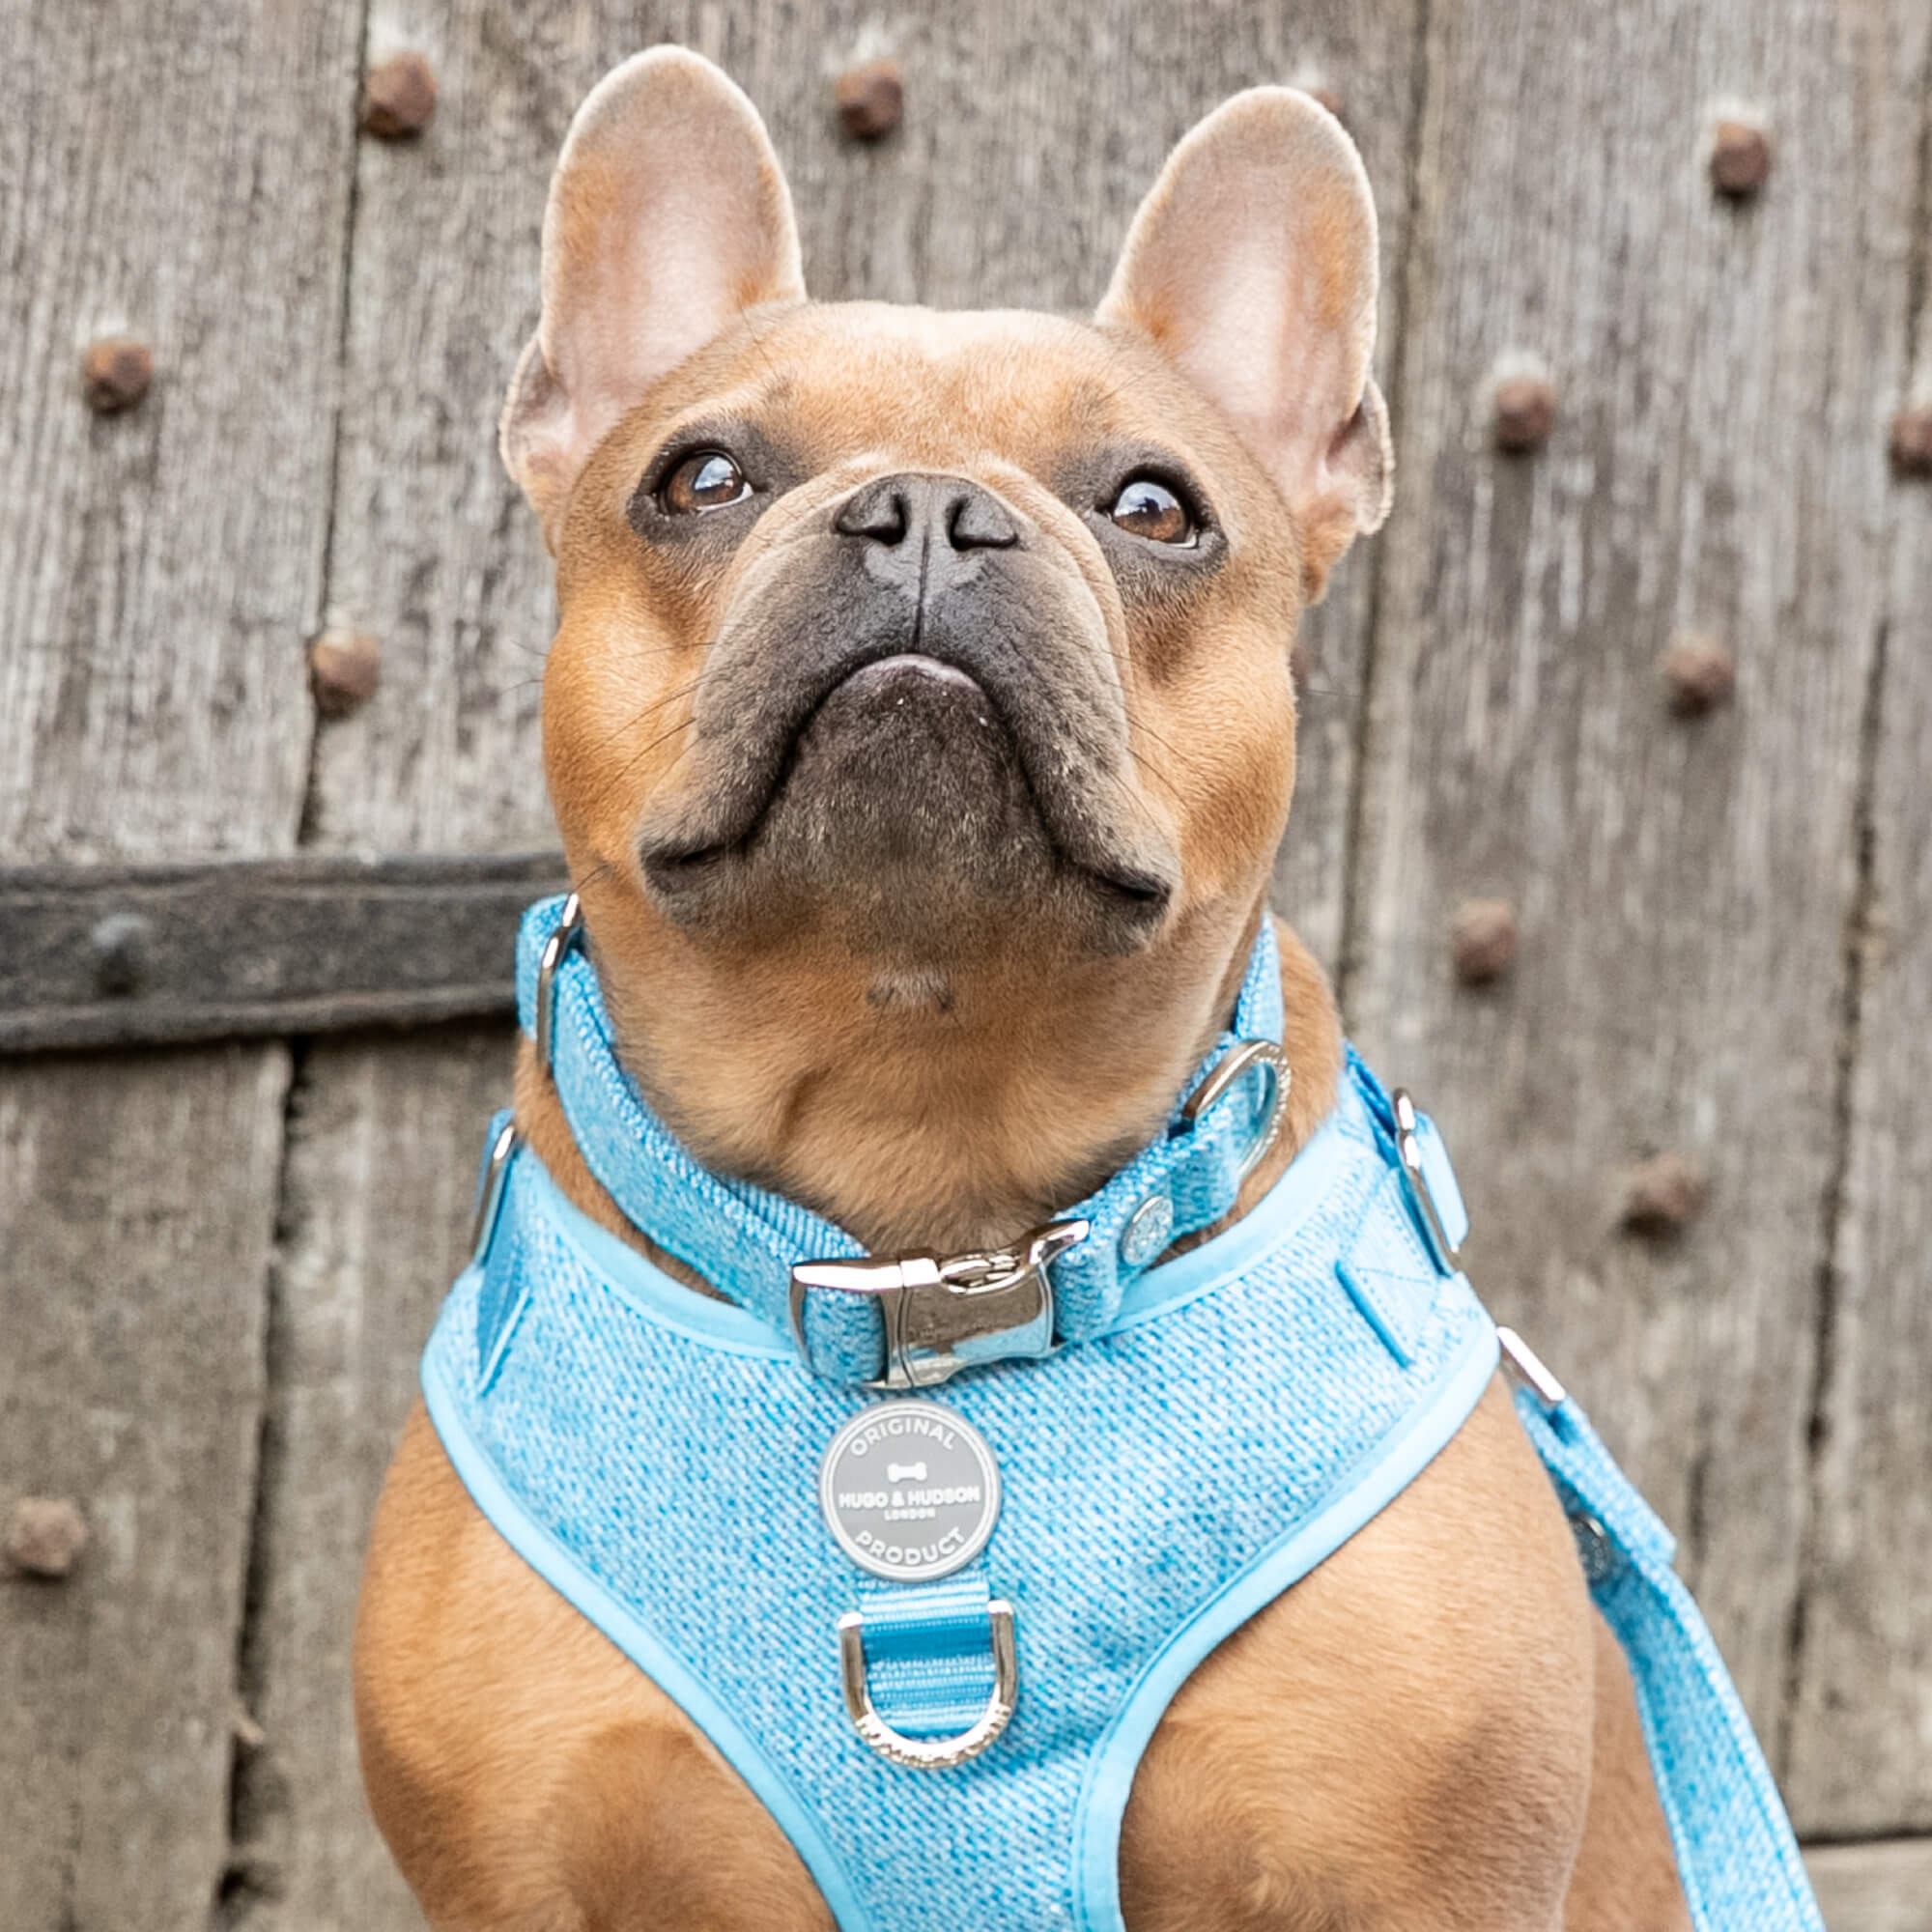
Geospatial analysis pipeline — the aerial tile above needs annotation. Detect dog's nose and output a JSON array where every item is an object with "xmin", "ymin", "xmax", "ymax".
[{"xmin": 833, "ymin": 472, "xmax": 1019, "ymax": 556}]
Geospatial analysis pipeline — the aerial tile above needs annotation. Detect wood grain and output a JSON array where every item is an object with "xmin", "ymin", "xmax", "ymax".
[
  {"xmin": 0, "ymin": 1048, "xmax": 290, "ymax": 1929},
  {"xmin": 0, "ymin": 4, "xmax": 363, "ymax": 1925},
  {"xmin": 0, "ymin": 0, "xmax": 363, "ymax": 863},
  {"xmin": 1785, "ymin": 16, "xmax": 1932, "ymax": 1816},
  {"xmin": 1343, "ymin": 0, "xmax": 1926, "ymax": 1774},
  {"xmin": 229, "ymin": 1031, "xmax": 511, "ymax": 1926},
  {"xmin": 1805, "ymin": 1839, "xmax": 1932, "ymax": 1932}
]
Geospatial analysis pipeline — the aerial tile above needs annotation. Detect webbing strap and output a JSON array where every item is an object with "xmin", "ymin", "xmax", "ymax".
[
  {"xmin": 853, "ymin": 1576, "xmax": 1002, "ymax": 1739},
  {"xmin": 1515, "ymin": 1390, "xmax": 1825, "ymax": 1931}
]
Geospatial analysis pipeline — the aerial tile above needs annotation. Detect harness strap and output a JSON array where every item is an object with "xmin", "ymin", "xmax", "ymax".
[
  {"xmin": 514, "ymin": 895, "xmax": 1286, "ymax": 1382},
  {"xmin": 1514, "ymin": 1387, "xmax": 1824, "ymax": 1932},
  {"xmin": 851, "ymin": 1576, "xmax": 1001, "ymax": 1738}
]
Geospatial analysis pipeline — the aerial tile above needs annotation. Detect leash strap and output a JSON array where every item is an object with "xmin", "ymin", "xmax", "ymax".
[
  {"xmin": 513, "ymin": 895, "xmax": 1285, "ymax": 1382},
  {"xmin": 1513, "ymin": 1389, "xmax": 1824, "ymax": 1931}
]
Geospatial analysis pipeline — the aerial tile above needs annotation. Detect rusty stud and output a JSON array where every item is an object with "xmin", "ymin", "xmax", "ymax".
[
  {"xmin": 835, "ymin": 57, "xmax": 902, "ymax": 140},
  {"xmin": 5, "ymin": 1497, "xmax": 88, "ymax": 1580},
  {"xmin": 308, "ymin": 626, "xmax": 382, "ymax": 719},
  {"xmin": 90, "ymin": 912, "xmax": 152, "ymax": 997},
  {"xmin": 1709, "ymin": 114, "xmax": 1772, "ymax": 198},
  {"xmin": 81, "ymin": 336, "xmax": 154, "ymax": 413},
  {"xmin": 1659, "ymin": 631, "xmax": 1736, "ymax": 717},
  {"xmin": 1491, "ymin": 357, "xmax": 1556, "ymax": 453},
  {"xmin": 1450, "ymin": 897, "xmax": 1520, "ymax": 985},
  {"xmin": 1621, "ymin": 1151, "xmax": 1708, "ymax": 1236},
  {"xmin": 1290, "ymin": 64, "xmax": 1345, "ymax": 122},
  {"xmin": 361, "ymin": 50, "xmax": 439, "ymax": 139},
  {"xmin": 1889, "ymin": 403, "xmax": 1932, "ymax": 477}
]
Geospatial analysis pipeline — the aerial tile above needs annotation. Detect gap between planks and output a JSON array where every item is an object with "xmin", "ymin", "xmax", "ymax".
[{"xmin": 218, "ymin": 0, "xmax": 381, "ymax": 1912}]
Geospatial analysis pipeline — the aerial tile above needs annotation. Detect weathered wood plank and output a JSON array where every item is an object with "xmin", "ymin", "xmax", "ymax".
[
  {"xmin": 0, "ymin": 5, "xmax": 365, "ymax": 1926},
  {"xmin": 1343, "ymin": 0, "xmax": 1925, "ymax": 1792},
  {"xmin": 229, "ymin": 1031, "xmax": 511, "ymax": 1927},
  {"xmin": 1786, "ymin": 35, "xmax": 1932, "ymax": 1818},
  {"xmin": 0, "ymin": 1048, "xmax": 290, "ymax": 1930},
  {"xmin": 1804, "ymin": 1838, "xmax": 1932, "ymax": 1932},
  {"xmin": 307, "ymin": 0, "xmax": 1425, "ymax": 967},
  {"xmin": 0, "ymin": 0, "xmax": 363, "ymax": 861}
]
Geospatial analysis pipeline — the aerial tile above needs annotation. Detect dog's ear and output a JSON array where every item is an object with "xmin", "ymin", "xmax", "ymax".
[
  {"xmin": 1097, "ymin": 89, "xmax": 1392, "ymax": 603},
  {"xmin": 501, "ymin": 47, "xmax": 805, "ymax": 544}
]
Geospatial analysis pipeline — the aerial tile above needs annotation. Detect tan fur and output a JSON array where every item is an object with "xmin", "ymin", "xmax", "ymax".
[{"xmin": 356, "ymin": 50, "xmax": 1689, "ymax": 1932}]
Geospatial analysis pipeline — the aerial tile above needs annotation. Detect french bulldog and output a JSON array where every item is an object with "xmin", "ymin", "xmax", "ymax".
[{"xmin": 355, "ymin": 47, "xmax": 1690, "ymax": 1931}]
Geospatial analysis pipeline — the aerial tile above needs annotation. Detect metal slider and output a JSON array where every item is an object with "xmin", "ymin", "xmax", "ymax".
[
  {"xmin": 789, "ymin": 1221, "xmax": 1086, "ymax": 1389},
  {"xmin": 468, "ymin": 1121, "xmax": 518, "ymax": 1268},
  {"xmin": 533, "ymin": 892, "xmax": 582, "ymax": 1073},
  {"xmin": 1496, "ymin": 1325, "xmax": 1568, "ymax": 1409},
  {"xmin": 1181, "ymin": 1038, "xmax": 1290, "ymax": 1185},
  {"xmin": 837, "ymin": 1599, "xmax": 1019, "ymax": 1770},
  {"xmin": 1390, "ymin": 1088, "xmax": 1463, "ymax": 1273}
]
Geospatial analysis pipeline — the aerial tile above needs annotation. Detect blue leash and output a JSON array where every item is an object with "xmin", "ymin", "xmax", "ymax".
[{"xmin": 1514, "ymin": 1379, "xmax": 1823, "ymax": 1929}]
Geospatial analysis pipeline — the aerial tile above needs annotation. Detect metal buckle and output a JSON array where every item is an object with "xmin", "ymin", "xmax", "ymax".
[
  {"xmin": 837, "ymin": 1599, "xmax": 1019, "ymax": 1770},
  {"xmin": 1495, "ymin": 1325, "xmax": 1568, "ymax": 1408},
  {"xmin": 789, "ymin": 1220, "xmax": 1087, "ymax": 1389},
  {"xmin": 468, "ymin": 1120, "xmax": 518, "ymax": 1268},
  {"xmin": 1390, "ymin": 1088, "xmax": 1463, "ymax": 1273},
  {"xmin": 534, "ymin": 892, "xmax": 583, "ymax": 1073},
  {"xmin": 1180, "ymin": 1038, "xmax": 1290, "ymax": 1186}
]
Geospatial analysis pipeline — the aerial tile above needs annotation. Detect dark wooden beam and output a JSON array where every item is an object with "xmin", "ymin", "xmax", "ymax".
[{"xmin": 0, "ymin": 852, "xmax": 568, "ymax": 1053}]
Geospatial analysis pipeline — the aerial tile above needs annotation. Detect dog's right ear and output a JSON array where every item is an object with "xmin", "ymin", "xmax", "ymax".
[{"xmin": 500, "ymin": 47, "xmax": 805, "ymax": 546}]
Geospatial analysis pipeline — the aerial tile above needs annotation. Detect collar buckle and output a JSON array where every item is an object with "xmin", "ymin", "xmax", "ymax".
[{"xmin": 790, "ymin": 1220, "xmax": 1088, "ymax": 1388}]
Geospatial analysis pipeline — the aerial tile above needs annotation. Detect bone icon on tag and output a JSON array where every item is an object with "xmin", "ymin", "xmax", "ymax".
[{"xmin": 888, "ymin": 1463, "xmax": 927, "ymax": 1483}]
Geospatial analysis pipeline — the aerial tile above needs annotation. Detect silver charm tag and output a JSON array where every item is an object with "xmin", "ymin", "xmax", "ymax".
[{"xmin": 818, "ymin": 1400, "xmax": 1002, "ymax": 1582}]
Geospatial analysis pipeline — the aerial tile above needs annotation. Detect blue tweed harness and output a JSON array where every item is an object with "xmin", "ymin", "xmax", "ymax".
[{"xmin": 421, "ymin": 897, "xmax": 1824, "ymax": 1932}]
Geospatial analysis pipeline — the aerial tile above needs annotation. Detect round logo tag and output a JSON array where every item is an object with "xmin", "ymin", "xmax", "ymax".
[{"xmin": 818, "ymin": 1400, "xmax": 1002, "ymax": 1582}]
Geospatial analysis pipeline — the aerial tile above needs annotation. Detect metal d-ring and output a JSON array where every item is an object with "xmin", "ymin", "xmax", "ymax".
[
  {"xmin": 837, "ymin": 1599, "xmax": 1019, "ymax": 1770},
  {"xmin": 1180, "ymin": 1038, "xmax": 1290, "ymax": 1185},
  {"xmin": 533, "ymin": 892, "xmax": 583, "ymax": 1073}
]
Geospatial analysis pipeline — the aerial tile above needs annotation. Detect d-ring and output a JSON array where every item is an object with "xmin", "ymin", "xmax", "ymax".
[
  {"xmin": 837, "ymin": 1600, "xmax": 1019, "ymax": 1770},
  {"xmin": 1180, "ymin": 1038, "xmax": 1290, "ymax": 1185}
]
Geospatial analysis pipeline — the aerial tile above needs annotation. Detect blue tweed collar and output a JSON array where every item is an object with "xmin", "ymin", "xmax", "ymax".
[{"xmin": 506, "ymin": 895, "xmax": 1294, "ymax": 1386}]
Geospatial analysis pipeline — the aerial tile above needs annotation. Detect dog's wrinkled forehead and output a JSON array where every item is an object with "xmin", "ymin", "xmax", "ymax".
[
  {"xmin": 565, "ymin": 300, "xmax": 1282, "ymax": 592},
  {"xmin": 636, "ymin": 303, "xmax": 1230, "ymax": 473}
]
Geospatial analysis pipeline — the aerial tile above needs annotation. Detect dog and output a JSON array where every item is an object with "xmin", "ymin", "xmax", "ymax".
[{"xmin": 355, "ymin": 47, "xmax": 1696, "ymax": 1930}]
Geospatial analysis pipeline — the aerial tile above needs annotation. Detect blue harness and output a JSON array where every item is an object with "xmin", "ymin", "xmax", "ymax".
[{"xmin": 421, "ymin": 896, "xmax": 1823, "ymax": 1932}]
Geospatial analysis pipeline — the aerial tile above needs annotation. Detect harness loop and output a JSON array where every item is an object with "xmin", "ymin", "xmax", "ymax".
[{"xmin": 838, "ymin": 1598, "xmax": 1019, "ymax": 1770}]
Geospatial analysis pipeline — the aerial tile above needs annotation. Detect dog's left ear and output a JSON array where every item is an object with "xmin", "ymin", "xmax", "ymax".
[
  {"xmin": 1097, "ymin": 89, "xmax": 1393, "ymax": 603},
  {"xmin": 501, "ymin": 46, "xmax": 806, "ymax": 546}
]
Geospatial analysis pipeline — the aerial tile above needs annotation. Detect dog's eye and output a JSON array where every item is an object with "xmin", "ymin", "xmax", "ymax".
[
  {"xmin": 1108, "ymin": 476, "xmax": 1195, "ymax": 546},
  {"xmin": 661, "ymin": 450, "xmax": 752, "ymax": 515}
]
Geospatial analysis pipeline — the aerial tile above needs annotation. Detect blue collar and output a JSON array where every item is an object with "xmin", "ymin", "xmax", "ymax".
[{"xmin": 509, "ymin": 895, "xmax": 1290, "ymax": 1386}]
